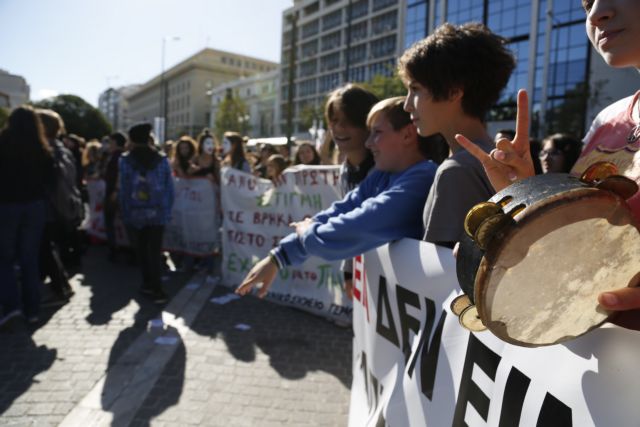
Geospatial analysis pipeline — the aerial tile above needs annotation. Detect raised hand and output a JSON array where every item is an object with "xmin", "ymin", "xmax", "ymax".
[
  {"xmin": 455, "ymin": 89, "xmax": 535, "ymax": 192},
  {"xmin": 235, "ymin": 256, "xmax": 278, "ymax": 298}
]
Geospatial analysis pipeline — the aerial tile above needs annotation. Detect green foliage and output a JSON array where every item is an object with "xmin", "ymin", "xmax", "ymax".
[
  {"xmin": 361, "ymin": 72, "xmax": 407, "ymax": 100},
  {"xmin": 31, "ymin": 94, "xmax": 112, "ymax": 140},
  {"xmin": 214, "ymin": 92, "xmax": 250, "ymax": 139},
  {"xmin": 0, "ymin": 106, "xmax": 8, "ymax": 130}
]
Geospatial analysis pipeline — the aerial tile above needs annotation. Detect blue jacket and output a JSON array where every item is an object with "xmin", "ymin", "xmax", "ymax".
[
  {"xmin": 270, "ymin": 160, "xmax": 437, "ymax": 267},
  {"xmin": 118, "ymin": 147, "xmax": 174, "ymax": 228}
]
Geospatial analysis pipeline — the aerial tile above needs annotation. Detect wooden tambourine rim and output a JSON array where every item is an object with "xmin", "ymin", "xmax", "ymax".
[{"xmin": 473, "ymin": 187, "xmax": 639, "ymax": 347}]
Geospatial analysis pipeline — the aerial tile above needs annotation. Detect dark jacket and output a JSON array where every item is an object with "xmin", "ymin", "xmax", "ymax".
[{"xmin": 0, "ymin": 133, "xmax": 53, "ymax": 203}]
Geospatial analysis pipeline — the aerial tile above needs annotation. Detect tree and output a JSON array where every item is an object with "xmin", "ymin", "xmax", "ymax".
[
  {"xmin": 214, "ymin": 91, "xmax": 249, "ymax": 140},
  {"xmin": 361, "ymin": 72, "xmax": 406, "ymax": 100},
  {"xmin": 0, "ymin": 107, "xmax": 8, "ymax": 130},
  {"xmin": 299, "ymin": 101, "xmax": 326, "ymax": 131},
  {"xmin": 32, "ymin": 94, "xmax": 111, "ymax": 140}
]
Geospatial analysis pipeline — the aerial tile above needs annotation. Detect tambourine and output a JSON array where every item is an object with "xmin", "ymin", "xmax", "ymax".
[{"xmin": 455, "ymin": 162, "xmax": 640, "ymax": 347}]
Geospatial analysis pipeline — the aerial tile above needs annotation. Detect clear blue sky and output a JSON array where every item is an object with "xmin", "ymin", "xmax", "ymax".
[{"xmin": 0, "ymin": 0, "xmax": 293, "ymax": 106}]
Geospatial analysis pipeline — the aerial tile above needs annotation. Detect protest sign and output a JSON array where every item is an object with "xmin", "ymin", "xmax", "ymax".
[
  {"xmin": 350, "ymin": 239, "xmax": 640, "ymax": 426},
  {"xmin": 220, "ymin": 165, "xmax": 353, "ymax": 322}
]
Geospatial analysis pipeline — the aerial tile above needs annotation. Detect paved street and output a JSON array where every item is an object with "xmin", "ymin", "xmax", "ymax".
[{"xmin": 0, "ymin": 245, "xmax": 352, "ymax": 426}]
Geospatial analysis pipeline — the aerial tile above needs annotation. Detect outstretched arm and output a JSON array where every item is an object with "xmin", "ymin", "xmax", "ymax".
[{"xmin": 235, "ymin": 256, "xmax": 278, "ymax": 298}]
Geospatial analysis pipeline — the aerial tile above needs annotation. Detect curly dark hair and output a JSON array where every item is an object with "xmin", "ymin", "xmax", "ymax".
[{"xmin": 398, "ymin": 23, "xmax": 516, "ymax": 121}]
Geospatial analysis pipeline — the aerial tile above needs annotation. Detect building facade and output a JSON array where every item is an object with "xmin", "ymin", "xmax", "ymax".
[
  {"xmin": 279, "ymin": 0, "xmax": 408, "ymax": 136},
  {"xmin": 403, "ymin": 0, "xmax": 640, "ymax": 138},
  {"xmin": 126, "ymin": 48, "xmax": 277, "ymax": 140},
  {"xmin": 209, "ymin": 70, "xmax": 280, "ymax": 137},
  {"xmin": 0, "ymin": 69, "xmax": 30, "ymax": 109},
  {"xmin": 98, "ymin": 84, "xmax": 140, "ymax": 133}
]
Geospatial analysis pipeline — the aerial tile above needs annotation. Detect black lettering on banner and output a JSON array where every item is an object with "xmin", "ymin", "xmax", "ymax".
[
  {"xmin": 498, "ymin": 367, "xmax": 530, "ymax": 427},
  {"xmin": 453, "ymin": 334, "xmax": 501, "ymax": 426},
  {"xmin": 396, "ymin": 285, "xmax": 421, "ymax": 364},
  {"xmin": 536, "ymin": 392, "xmax": 573, "ymax": 427},
  {"xmin": 376, "ymin": 276, "xmax": 399, "ymax": 347}
]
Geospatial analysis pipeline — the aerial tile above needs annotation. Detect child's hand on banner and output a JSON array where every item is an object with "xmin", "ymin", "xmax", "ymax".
[
  {"xmin": 235, "ymin": 256, "xmax": 278, "ymax": 298},
  {"xmin": 291, "ymin": 217, "xmax": 314, "ymax": 237}
]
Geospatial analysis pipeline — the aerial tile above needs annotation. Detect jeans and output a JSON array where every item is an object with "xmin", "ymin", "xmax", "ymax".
[
  {"xmin": 40, "ymin": 221, "xmax": 71, "ymax": 296},
  {"xmin": 0, "ymin": 200, "xmax": 46, "ymax": 318},
  {"xmin": 126, "ymin": 225, "xmax": 164, "ymax": 291}
]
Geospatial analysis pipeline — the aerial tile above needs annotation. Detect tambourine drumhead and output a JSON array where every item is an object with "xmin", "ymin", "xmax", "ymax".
[{"xmin": 476, "ymin": 190, "xmax": 640, "ymax": 347}]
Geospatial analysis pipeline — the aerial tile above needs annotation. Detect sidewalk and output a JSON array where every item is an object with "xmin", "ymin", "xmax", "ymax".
[{"xmin": 0, "ymin": 246, "xmax": 352, "ymax": 426}]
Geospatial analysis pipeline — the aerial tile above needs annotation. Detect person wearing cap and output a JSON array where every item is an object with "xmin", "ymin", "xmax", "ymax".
[{"xmin": 118, "ymin": 123, "xmax": 174, "ymax": 303}]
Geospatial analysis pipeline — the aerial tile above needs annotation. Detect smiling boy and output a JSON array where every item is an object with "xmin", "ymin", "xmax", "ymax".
[{"xmin": 236, "ymin": 97, "xmax": 437, "ymax": 297}]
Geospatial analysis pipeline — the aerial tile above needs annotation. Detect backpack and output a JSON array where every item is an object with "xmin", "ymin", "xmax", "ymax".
[
  {"xmin": 126, "ymin": 156, "xmax": 165, "ymax": 226},
  {"xmin": 48, "ymin": 142, "xmax": 84, "ymax": 227}
]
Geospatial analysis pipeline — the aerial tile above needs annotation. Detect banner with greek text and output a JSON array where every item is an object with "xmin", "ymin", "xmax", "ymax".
[
  {"xmin": 350, "ymin": 239, "xmax": 640, "ymax": 426},
  {"xmin": 84, "ymin": 179, "xmax": 129, "ymax": 245},
  {"xmin": 85, "ymin": 178, "xmax": 220, "ymax": 256},
  {"xmin": 220, "ymin": 166, "xmax": 353, "ymax": 322},
  {"xmin": 162, "ymin": 177, "xmax": 220, "ymax": 256}
]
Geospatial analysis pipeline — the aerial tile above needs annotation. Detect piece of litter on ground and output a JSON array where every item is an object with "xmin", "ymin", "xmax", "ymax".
[
  {"xmin": 154, "ymin": 336, "xmax": 179, "ymax": 345},
  {"xmin": 186, "ymin": 283, "xmax": 200, "ymax": 290},
  {"xmin": 234, "ymin": 323, "xmax": 251, "ymax": 331},
  {"xmin": 205, "ymin": 276, "xmax": 220, "ymax": 286},
  {"xmin": 209, "ymin": 294, "xmax": 240, "ymax": 305},
  {"xmin": 148, "ymin": 319, "xmax": 164, "ymax": 328}
]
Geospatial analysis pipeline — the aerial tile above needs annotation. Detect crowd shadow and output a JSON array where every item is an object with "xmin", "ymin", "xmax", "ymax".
[{"xmin": 188, "ymin": 284, "xmax": 353, "ymax": 388}]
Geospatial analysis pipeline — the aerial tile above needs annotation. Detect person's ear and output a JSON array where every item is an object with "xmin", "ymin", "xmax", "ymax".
[
  {"xmin": 449, "ymin": 88, "xmax": 464, "ymax": 103},
  {"xmin": 403, "ymin": 122, "xmax": 418, "ymax": 145}
]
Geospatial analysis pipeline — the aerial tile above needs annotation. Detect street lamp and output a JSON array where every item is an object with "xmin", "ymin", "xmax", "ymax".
[{"xmin": 160, "ymin": 36, "xmax": 180, "ymax": 142}]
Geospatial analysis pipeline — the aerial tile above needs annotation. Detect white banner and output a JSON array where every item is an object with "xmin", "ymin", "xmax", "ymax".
[
  {"xmin": 350, "ymin": 239, "xmax": 640, "ymax": 427},
  {"xmin": 84, "ymin": 179, "xmax": 129, "ymax": 245},
  {"xmin": 85, "ymin": 178, "xmax": 220, "ymax": 256},
  {"xmin": 220, "ymin": 165, "xmax": 353, "ymax": 322},
  {"xmin": 163, "ymin": 177, "xmax": 220, "ymax": 256}
]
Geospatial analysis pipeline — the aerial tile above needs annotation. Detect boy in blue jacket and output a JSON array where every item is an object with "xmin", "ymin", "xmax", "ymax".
[{"xmin": 236, "ymin": 97, "xmax": 438, "ymax": 298}]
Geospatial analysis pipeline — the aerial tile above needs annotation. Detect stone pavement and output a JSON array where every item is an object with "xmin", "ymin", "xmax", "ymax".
[{"xmin": 0, "ymin": 245, "xmax": 352, "ymax": 426}]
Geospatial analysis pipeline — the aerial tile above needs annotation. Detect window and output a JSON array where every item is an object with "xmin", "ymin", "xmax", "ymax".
[
  {"xmin": 371, "ymin": 10, "xmax": 397, "ymax": 35},
  {"xmin": 301, "ymin": 40, "xmax": 318, "ymax": 58},
  {"xmin": 369, "ymin": 59, "xmax": 396, "ymax": 78},
  {"xmin": 320, "ymin": 52, "xmax": 341, "ymax": 71},
  {"xmin": 350, "ymin": 21, "xmax": 368, "ymax": 42},
  {"xmin": 348, "ymin": 43, "xmax": 367, "ymax": 64},
  {"xmin": 445, "ymin": 0, "xmax": 484, "ymax": 25},
  {"xmin": 302, "ymin": 20, "xmax": 320, "ymax": 39},
  {"xmin": 351, "ymin": 0, "xmax": 368, "ymax": 20},
  {"xmin": 304, "ymin": 1, "xmax": 319, "ymax": 16},
  {"xmin": 322, "ymin": 9, "xmax": 342, "ymax": 31},
  {"xmin": 404, "ymin": 0, "xmax": 427, "ymax": 49},
  {"xmin": 321, "ymin": 30, "xmax": 341, "ymax": 51},
  {"xmin": 319, "ymin": 72, "xmax": 341, "ymax": 93},
  {"xmin": 298, "ymin": 78, "xmax": 317, "ymax": 97},
  {"xmin": 369, "ymin": 34, "xmax": 396, "ymax": 58},
  {"xmin": 372, "ymin": 0, "xmax": 396, "ymax": 12},
  {"xmin": 347, "ymin": 65, "xmax": 367, "ymax": 82},
  {"xmin": 300, "ymin": 59, "xmax": 318, "ymax": 75}
]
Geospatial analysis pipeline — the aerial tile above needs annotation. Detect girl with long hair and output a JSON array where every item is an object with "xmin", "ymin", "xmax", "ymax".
[{"xmin": 0, "ymin": 106, "xmax": 53, "ymax": 327}]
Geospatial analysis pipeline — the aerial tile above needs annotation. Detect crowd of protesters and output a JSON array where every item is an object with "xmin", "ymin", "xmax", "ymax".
[{"xmin": 2, "ymin": 1, "xmax": 639, "ymax": 336}]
